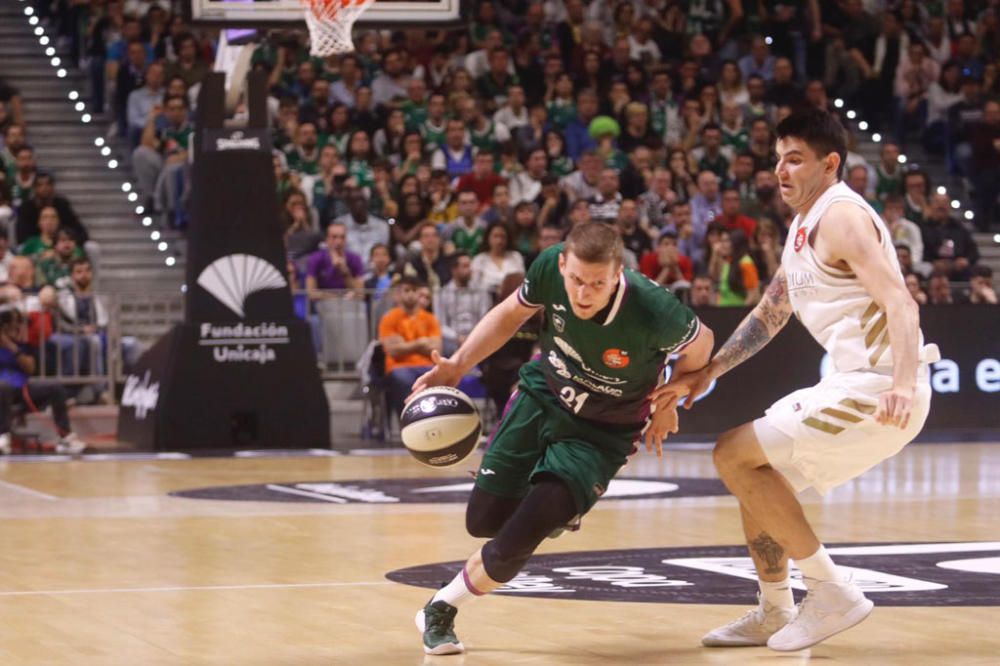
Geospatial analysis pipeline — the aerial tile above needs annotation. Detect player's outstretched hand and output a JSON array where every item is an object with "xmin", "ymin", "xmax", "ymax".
[
  {"xmin": 407, "ymin": 350, "xmax": 463, "ymax": 402},
  {"xmin": 650, "ymin": 366, "xmax": 714, "ymax": 413},
  {"xmin": 641, "ymin": 394, "xmax": 681, "ymax": 458},
  {"xmin": 877, "ymin": 386, "xmax": 914, "ymax": 429}
]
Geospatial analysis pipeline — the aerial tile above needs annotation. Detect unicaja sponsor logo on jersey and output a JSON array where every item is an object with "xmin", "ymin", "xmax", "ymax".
[{"xmin": 602, "ymin": 348, "xmax": 630, "ymax": 369}]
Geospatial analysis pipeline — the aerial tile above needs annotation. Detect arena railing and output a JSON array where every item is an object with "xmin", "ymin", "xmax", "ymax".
[
  {"xmin": 103, "ymin": 281, "xmax": 986, "ymax": 383},
  {"xmin": 102, "ymin": 287, "xmax": 498, "ymax": 381}
]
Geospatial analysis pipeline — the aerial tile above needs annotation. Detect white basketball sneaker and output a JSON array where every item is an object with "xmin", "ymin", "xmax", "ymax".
[
  {"xmin": 767, "ymin": 577, "xmax": 874, "ymax": 652},
  {"xmin": 702, "ymin": 595, "xmax": 797, "ymax": 647},
  {"xmin": 56, "ymin": 433, "xmax": 87, "ymax": 455}
]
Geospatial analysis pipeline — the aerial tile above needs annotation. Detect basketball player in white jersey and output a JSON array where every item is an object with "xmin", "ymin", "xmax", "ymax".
[{"xmin": 653, "ymin": 108, "xmax": 938, "ymax": 651}]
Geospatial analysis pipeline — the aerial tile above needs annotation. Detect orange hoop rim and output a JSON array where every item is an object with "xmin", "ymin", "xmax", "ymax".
[{"xmin": 303, "ymin": 0, "xmax": 370, "ymax": 20}]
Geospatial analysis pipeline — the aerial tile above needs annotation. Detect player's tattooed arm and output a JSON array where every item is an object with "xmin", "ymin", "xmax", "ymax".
[{"xmin": 711, "ymin": 268, "xmax": 792, "ymax": 376}]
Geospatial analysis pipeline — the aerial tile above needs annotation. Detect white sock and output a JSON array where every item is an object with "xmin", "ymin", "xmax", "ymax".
[
  {"xmin": 794, "ymin": 545, "xmax": 844, "ymax": 583},
  {"xmin": 431, "ymin": 567, "xmax": 485, "ymax": 608},
  {"xmin": 759, "ymin": 577, "xmax": 795, "ymax": 610}
]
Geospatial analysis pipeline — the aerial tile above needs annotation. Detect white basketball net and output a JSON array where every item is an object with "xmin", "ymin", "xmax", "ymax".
[{"xmin": 304, "ymin": 0, "xmax": 375, "ymax": 57}]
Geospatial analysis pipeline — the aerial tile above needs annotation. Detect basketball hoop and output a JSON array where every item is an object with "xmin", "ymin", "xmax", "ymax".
[{"xmin": 303, "ymin": 0, "xmax": 374, "ymax": 57}]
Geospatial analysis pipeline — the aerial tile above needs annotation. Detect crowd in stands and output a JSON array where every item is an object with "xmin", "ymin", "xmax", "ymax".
[
  {"xmin": 0, "ymin": 82, "xmax": 112, "ymax": 404},
  {"xmin": 7, "ymin": 1, "xmax": 1000, "ymax": 405}
]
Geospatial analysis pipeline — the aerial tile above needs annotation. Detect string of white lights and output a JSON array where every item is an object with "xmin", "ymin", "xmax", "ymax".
[
  {"xmin": 831, "ymin": 96, "xmax": 997, "ymax": 244},
  {"xmin": 19, "ymin": 0, "xmax": 179, "ymax": 267}
]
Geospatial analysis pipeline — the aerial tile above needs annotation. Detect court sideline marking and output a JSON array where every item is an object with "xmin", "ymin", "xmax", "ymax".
[
  {"xmin": 0, "ymin": 479, "xmax": 59, "ymax": 501},
  {"xmin": 0, "ymin": 580, "xmax": 395, "ymax": 597}
]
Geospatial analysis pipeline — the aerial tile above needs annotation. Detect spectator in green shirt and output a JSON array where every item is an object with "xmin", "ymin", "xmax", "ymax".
[
  {"xmin": 401, "ymin": 78, "xmax": 429, "ymax": 131},
  {"xmin": 284, "ymin": 121, "xmax": 322, "ymax": 176},
  {"xmin": 35, "ymin": 228, "xmax": 84, "ymax": 289},
  {"xmin": 442, "ymin": 189, "xmax": 486, "ymax": 255},
  {"xmin": 19, "ymin": 206, "xmax": 59, "ymax": 259}
]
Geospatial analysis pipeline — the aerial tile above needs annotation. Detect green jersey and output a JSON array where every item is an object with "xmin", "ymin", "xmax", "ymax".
[
  {"xmin": 419, "ymin": 119, "xmax": 447, "ymax": 152},
  {"xmin": 401, "ymin": 100, "xmax": 428, "ymax": 131},
  {"xmin": 517, "ymin": 245, "xmax": 701, "ymax": 427}
]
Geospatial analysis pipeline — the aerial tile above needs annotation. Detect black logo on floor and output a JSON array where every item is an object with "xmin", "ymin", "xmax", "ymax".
[
  {"xmin": 170, "ymin": 476, "xmax": 728, "ymax": 504},
  {"xmin": 386, "ymin": 542, "xmax": 1000, "ymax": 607}
]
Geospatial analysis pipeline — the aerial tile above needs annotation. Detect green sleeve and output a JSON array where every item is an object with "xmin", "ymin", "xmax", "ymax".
[
  {"xmin": 518, "ymin": 244, "xmax": 561, "ymax": 308},
  {"xmin": 654, "ymin": 290, "xmax": 701, "ymax": 354}
]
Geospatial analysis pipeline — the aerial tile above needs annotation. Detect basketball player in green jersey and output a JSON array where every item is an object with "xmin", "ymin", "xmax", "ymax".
[{"xmin": 409, "ymin": 222, "xmax": 714, "ymax": 655}]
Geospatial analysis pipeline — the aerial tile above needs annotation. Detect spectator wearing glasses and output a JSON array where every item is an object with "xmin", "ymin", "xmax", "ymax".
[{"xmin": 133, "ymin": 94, "xmax": 192, "ymax": 218}]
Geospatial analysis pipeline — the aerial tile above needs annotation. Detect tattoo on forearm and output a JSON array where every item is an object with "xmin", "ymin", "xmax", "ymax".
[
  {"xmin": 713, "ymin": 273, "xmax": 789, "ymax": 374},
  {"xmin": 750, "ymin": 533, "xmax": 786, "ymax": 575},
  {"xmin": 761, "ymin": 273, "xmax": 789, "ymax": 329},
  {"xmin": 714, "ymin": 313, "xmax": 773, "ymax": 374}
]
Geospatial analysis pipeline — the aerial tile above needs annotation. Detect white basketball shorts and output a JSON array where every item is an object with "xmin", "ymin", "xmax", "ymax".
[{"xmin": 754, "ymin": 366, "xmax": 932, "ymax": 495}]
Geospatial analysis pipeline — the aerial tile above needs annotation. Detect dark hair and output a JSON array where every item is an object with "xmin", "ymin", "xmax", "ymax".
[
  {"xmin": 449, "ymin": 250, "xmax": 470, "ymax": 270},
  {"xmin": 972, "ymin": 264, "xmax": 994, "ymax": 279},
  {"xmin": 70, "ymin": 257, "xmax": 91, "ymax": 271},
  {"xmin": 342, "ymin": 130, "xmax": 371, "ymax": 164},
  {"xmin": 55, "ymin": 227, "xmax": 77, "ymax": 243},
  {"xmin": 175, "ymin": 32, "xmax": 197, "ymax": 51},
  {"xmin": 397, "ymin": 274, "xmax": 425, "ymax": 289},
  {"xmin": 775, "ymin": 108, "xmax": 848, "ymax": 178},
  {"xmin": 563, "ymin": 221, "xmax": 624, "ymax": 265},
  {"xmin": 163, "ymin": 94, "xmax": 188, "ymax": 109},
  {"xmin": 542, "ymin": 130, "xmax": 566, "ymax": 155},
  {"xmin": 369, "ymin": 243, "xmax": 389, "ymax": 258},
  {"xmin": 480, "ymin": 221, "xmax": 513, "ymax": 254},
  {"xmin": 326, "ymin": 104, "xmax": 348, "ymax": 131},
  {"xmin": 903, "ymin": 168, "xmax": 930, "ymax": 194}
]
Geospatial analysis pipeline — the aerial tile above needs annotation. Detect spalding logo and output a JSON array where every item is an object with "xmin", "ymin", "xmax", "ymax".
[
  {"xmin": 419, "ymin": 398, "xmax": 437, "ymax": 413},
  {"xmin": 429, "ymin": 453, "xmax": 459, "ymax": 465}
]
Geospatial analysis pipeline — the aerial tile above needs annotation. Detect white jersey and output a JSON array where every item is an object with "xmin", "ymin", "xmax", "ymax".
[{"xmin": 781, "ymin": 181, "xmax": 929, "ymax": 374}]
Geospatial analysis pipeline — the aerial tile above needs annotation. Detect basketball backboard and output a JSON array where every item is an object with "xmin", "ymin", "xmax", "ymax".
[{"xmin": 186, "ymin": 0, "xmax": 464, "ymax": 27}]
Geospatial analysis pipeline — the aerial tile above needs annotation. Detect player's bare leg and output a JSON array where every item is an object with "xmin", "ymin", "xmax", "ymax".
[
  {"xmin": 710, "ymin": 422, "xmax": 873, "ymax": 651},
  {"xmin": 702, "ymin": 502, "xmax": 797, "ymax": 646},
  {"xmin": 415, "ymin": 478, "xmax": 578, "ymax": 655},
  {"xmin": 414, "ymin": 547, "xmax": 502, "ymax": 655}
]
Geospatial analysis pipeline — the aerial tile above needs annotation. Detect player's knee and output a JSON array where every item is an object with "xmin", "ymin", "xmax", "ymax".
[
  {"xmin": 713, "ymin": 429, "xmax": 748, "ymax": 472},
  {"xmin": 465, "ymin": 511, "xmax": 503, "ymax": 538},
  {"xmin": 480, "ymin": 538, "xmax": 532, "ymax": 583}
]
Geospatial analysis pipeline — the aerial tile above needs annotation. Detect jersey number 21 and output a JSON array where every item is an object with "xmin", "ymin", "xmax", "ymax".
[{"xmin": 559, "ymin": 386, "xmax": 590, "ymax": 414}]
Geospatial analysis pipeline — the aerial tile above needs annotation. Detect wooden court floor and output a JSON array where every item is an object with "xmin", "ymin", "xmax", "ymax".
[{"xmin": 1, "ymin": 440, "xmax": 998, "ymax": 665}]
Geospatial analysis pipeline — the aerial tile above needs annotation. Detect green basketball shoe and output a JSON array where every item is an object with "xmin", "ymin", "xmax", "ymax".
[{"xmin": 414, "ymin": 599, "xmax": 465, "ymax": 655}]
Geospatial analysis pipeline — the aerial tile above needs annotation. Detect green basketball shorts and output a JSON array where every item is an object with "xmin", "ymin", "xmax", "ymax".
[{"xmin": 475, "ymin": 386, "xmax": 638, "ymax": 514}]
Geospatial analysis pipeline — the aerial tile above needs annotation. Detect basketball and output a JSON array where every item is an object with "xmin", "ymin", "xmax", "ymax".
[{"xmin": 400, "ymin": 386, "xmax": 481, "ymax": 468}]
